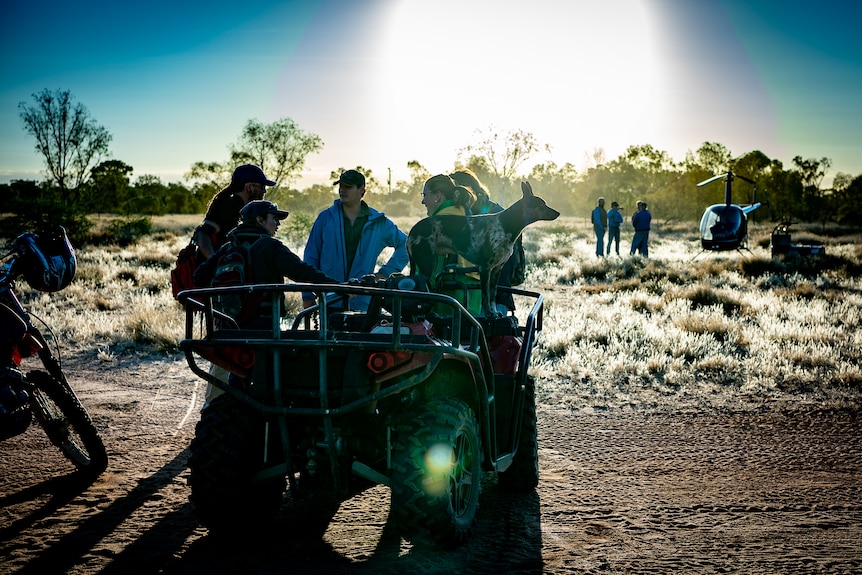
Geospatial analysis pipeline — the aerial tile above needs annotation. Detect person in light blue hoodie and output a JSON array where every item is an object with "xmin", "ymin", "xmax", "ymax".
[{"xmin": 302, "ymin": 169, "xmax": 408, "ymax": 311}]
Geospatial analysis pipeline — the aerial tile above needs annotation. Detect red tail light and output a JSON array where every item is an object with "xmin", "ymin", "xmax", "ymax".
[
  {"xmin": 192, "ymin": 343, "xmax": 256, "ymax": 378},
  {"xmin": 367, "ymin": 351, "xmax": 412, "ymax": 375}
]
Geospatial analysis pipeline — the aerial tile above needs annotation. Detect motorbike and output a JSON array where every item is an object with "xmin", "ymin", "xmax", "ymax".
[{"xmin": 0, "ymin": 226, "xmax": 107, "ymax": 476}]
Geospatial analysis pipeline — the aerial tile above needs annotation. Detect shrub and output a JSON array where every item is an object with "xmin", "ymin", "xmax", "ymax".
[{"xmin": 105, "ymin": 217, "xmax": 153, "ymax": 246}]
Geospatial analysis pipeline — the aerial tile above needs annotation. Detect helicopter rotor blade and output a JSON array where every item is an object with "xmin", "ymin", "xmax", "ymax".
[
  {"xmin": 735, "ymin": 174, "xmax": 756, "ymax": 185},
  {"xmin": 696, "ymin": 173, "xmax": 727, "ymax": 187}
]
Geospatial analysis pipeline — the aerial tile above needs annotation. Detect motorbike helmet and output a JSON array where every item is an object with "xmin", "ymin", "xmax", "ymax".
[{"xmin": 14, "ymin": 226, "xmax": 77, "ymax": 292}]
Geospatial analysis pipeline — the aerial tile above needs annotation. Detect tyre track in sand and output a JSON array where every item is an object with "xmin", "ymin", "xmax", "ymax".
[{"xmin": 1, "ymin": 357, "xmax": 860, "ymax": 574}]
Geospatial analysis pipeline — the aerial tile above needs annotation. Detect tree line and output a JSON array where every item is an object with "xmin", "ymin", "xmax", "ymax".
[{"xmin": 3, "ymin": 89, "xmax": 861, "ymax": 243}]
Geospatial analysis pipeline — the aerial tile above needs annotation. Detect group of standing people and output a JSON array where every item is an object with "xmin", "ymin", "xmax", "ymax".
[
  {"xmin": 592, "ymin": 197, "xmax": 651, "ymax": 257},
  {"xmin": 192, "ymin": 164, "xmax": 521, "ymax": 318}
]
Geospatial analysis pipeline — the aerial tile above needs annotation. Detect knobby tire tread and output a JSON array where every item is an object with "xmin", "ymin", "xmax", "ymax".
[{"xmin": 26, "ymin": 369, "xmax": 108, "ymax": 476}]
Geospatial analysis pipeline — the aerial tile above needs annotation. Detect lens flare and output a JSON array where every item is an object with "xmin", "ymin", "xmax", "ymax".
[{"xmin": 425, "ymin": 443, "xmax": 454, "ymax": 473}]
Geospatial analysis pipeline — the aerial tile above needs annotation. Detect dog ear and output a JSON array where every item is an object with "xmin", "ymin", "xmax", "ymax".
[{"xmin": 521, "ymin": 181, "xmax": 533, "ymax": 197}]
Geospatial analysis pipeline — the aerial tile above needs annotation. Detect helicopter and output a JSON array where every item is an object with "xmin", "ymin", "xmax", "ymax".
[{"xmin": 695, "ymin": 171, "xmax": 763, "ymax": 256}]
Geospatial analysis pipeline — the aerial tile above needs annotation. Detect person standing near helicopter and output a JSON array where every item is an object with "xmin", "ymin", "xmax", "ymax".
[
  {"xmin": 591, "ymin": 197, "xmax": 607, "ymax": 258},
  {"xmin": 606, "ymin": 201, "xmax": 623, "ymax": 256},
  {"xmin": 630, "ymin": 201, "xmax": 651, "ymax": 257}
]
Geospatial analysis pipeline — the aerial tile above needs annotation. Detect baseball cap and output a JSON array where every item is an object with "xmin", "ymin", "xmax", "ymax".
[
  {"xmin": 333, "ymin": 169, "xmax": 365, "ymax": 188},
  {"xmin": 232, "ymin": 164, "xmax": 276, "ymax": 187},
  {"xmin": 240, "ymin": 200, "xmax": 289, "ymax": 223}
]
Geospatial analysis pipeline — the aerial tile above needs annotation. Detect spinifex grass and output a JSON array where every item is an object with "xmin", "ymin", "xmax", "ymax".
[{"xmin": 11, "ymin": 215, "xmax": 861, "ymax": 413}]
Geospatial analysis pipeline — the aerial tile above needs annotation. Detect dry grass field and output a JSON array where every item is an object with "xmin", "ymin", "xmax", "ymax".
[
  {"xmin": 3, "ymin": 214, "xmax": 861, "ymax": 574},
  {"xmin": 15, "ymin": 214, "xmax": 861, "ymax": 415}
]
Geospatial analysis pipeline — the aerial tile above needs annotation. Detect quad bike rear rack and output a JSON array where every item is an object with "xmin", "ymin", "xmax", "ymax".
[{"xmin": 178, "ymin": 283, "xmax": 544, "ymax": 480}]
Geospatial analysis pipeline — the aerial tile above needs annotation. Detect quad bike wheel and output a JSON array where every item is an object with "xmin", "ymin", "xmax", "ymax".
[
  {"xmin": 187, "ymin": 393, "xmax": 285, "ymax": 534},
  {"xmin": 27, "ymin": 370, "xmax": 108, "ymax": 476},
  {"xmin": 390, "ymin": 397, "xmax": 481, "ymax": 548},
  {"xmin": 498, "ymin": 374, "xmax": 539, "ymax": 491}
]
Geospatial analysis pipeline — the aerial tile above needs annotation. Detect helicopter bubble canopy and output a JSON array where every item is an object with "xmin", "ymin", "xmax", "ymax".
[{"xmin": 700, "ymin": 204, "xmax": 746, "ymax": 250}]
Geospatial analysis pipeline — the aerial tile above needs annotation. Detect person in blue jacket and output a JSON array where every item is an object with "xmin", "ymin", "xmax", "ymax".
[
  {"xmin": 606, "ymin": 201, "xmax": 624, "ymax": 256},
  {"xmin": 591, "ymin": 197, "xmax": 607, "ymax": 258},
  {"xmin": 630, "ymin": 200, "xmax": 652, "ymax": 257},
  {"xmin": 302, "ymin": 169, "xmax": 409, "ymax": 311}
]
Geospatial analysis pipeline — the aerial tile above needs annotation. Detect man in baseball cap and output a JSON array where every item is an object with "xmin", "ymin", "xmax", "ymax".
[
  {"xmin": 303, "ymin": 168, "xmax": 408, "ymax": 311},
  {"xmin": 240, "ymin": 199, "xmax": 289, "ymax": 223},
  {"xmin": 232, "ymin": 164, "xmax": 277, "ymax": 187},
  {"xmin": 194, "ymin": 198, "xmax": 337, "ymax": 406},
  {"xmin": 332, "ymin": 169, "xmax": 365, "ymax": 188},
  {"xmin": 332, "ymin": 170, "xmax": 365, "ymax": 188},
  {"xmin": 194, "ymin": 164, "xmax": 277, "ymax": 260}
]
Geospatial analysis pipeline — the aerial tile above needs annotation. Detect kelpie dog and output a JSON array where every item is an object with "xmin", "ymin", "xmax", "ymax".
[{"xmin": 408, "ymin": 181, "xmax": 560, "ymax": 317}]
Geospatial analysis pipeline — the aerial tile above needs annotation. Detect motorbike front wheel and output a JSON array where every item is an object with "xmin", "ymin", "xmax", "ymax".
[{"xmin": 26, "ymin": 369, "xmax": 108, "ymax": 476}]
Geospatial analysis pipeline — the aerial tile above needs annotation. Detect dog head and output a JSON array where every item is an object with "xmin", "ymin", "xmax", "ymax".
[{"xmin": 520, "ymin": 181, "xmax": 560, "ymax": 225}]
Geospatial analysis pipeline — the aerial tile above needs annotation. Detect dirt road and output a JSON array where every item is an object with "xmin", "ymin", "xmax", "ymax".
[{"xmin": 1, "ymin": 354, "xmax": 860, "ymax": 574}]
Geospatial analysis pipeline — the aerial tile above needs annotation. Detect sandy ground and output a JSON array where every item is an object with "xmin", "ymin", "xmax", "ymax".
[{"xmin": 1, "ymin": 352, "xmax": 860, "ymax": 575}]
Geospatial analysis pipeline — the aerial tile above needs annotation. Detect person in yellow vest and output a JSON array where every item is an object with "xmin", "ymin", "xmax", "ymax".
[{"xmin": 418, "ymin": 174, "xmax": 482, "ymax": 315}]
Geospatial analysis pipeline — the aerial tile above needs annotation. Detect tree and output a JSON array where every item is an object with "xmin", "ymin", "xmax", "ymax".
[
  {"xmin": 457, "ymin": 125, "xmax": 550, "ymax": 183},
  {"xmin": 184, "ymin": 160, "xmax": 229, "ymax": 211},
  {"xmin": 85, "ymin": 160, "xmax": 134, "ymax": 213},
  {"xmin": 527, "ymin": 161, "xmax": 579, "ymax": 215},
  {"xmin": 792, "ymin": 156, "xmax": 831, "ymax": 191},
  {"xmin": 833, "ymin": 174, "xmax": 862, "ymax": 225},
  {"xmin": 18, "ymin": 89, "xmax": 112, "ymax": 197},
  {"xmin": 582, "ymin": 147, "xmax": 607, "ymax": 170},
  {"xmin": 384, "ymin": 160, "xmax": 432, "ymax": 217},
  {"xmin": 229, "ymin": 118, "xmax": 323, "ymax": 189},
  {"xmin": 793, "ymin": 156, "xmax": 832, "ymax": 224},
  {"xmin": 126, "ymin": 174, "xmax": 167, "ymax": 215},
  {"xmin": 624, "ymin": 144, "xmax": 676, "ymax": 173},
  {"xmin": 686, "ymin": 142, "xmax": 732, "ymax": 175}
]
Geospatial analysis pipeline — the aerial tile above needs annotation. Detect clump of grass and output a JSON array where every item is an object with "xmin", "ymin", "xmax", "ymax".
[
  {"xmin": 609, "ymin": 278, "xmax": 641, "ymax": 292},
  {"xmin": 640, "ymin": 259, "xmax": 686, "ymax": 284},
  {"xmin": 534, "ymin": 246, "xmax": 574, "ymax": 268},
  {"xmin": 555, "ymin": 263, "xmax": 579, "ymax": 284},
  {"xmin": 680, "ymin": 284, "xmax": 744, "ymax": 316},
  {"xmin": 124, "ymin": 293, "xmax": 183, "ymax": 352},
  {"xmin": 629, "ymin": 293, "xmax": 662, "ymax": 314},
  {"xmin": 673, "ymin": 313, "xmax": 747, "ymax": 348},
  {"xmin": 780, "ymin": 281, "xmax": 818, "ymax": 300},
  {"xmin": 578, "ymin": 259, "xmax": 609, "ymax": 281}
]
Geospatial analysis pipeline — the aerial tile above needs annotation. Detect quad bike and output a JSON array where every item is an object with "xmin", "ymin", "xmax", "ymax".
[
  {"xmin": 0, "ymin": 227, "xmax": 108, "ymax": 476},
  {"xmin": 770, "ymin": 222, "xmax": 825, "ymax": 258},
  {"xmin": 178, "ymin": 273, "xmax": 543, "ymax": 547}
]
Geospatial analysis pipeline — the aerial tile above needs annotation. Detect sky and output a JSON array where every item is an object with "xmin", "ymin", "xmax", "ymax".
[{"xmin": 1, "ymin": 0, "xmax": 860, "ymax": 191}]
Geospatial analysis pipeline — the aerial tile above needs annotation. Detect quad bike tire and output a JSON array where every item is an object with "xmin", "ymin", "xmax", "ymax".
[
  {"xmin": 390, "ymin": 397, "xmax": 482, "ymax": 548},
  {"xmin": 187, "ymin": 393, "xmax": 285, "ymax": 534},
  {"xmin": 498, "ymin": 374, "xmax": 539, "ymax": 491},
  {"xmin": 27, "ymin": 369, "xmax": 108, "ymax": 476}
]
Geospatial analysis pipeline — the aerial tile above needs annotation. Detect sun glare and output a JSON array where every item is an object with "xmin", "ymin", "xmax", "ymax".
[{"xmin": 374, "ymin": 0, "xmax": 664, "ymax": 177}]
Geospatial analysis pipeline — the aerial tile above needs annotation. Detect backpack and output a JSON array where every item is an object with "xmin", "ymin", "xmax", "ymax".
[
  {"xmin": 509, "ymin": 236, "xmax": 527, "ymax": 286},
  {"xmin": 170, "ymin": 241, "xmax": 198, "ymax": 300},
  {"xmin": 210, "ymin": 237, "xmax": 264, "ymax": 324}
]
